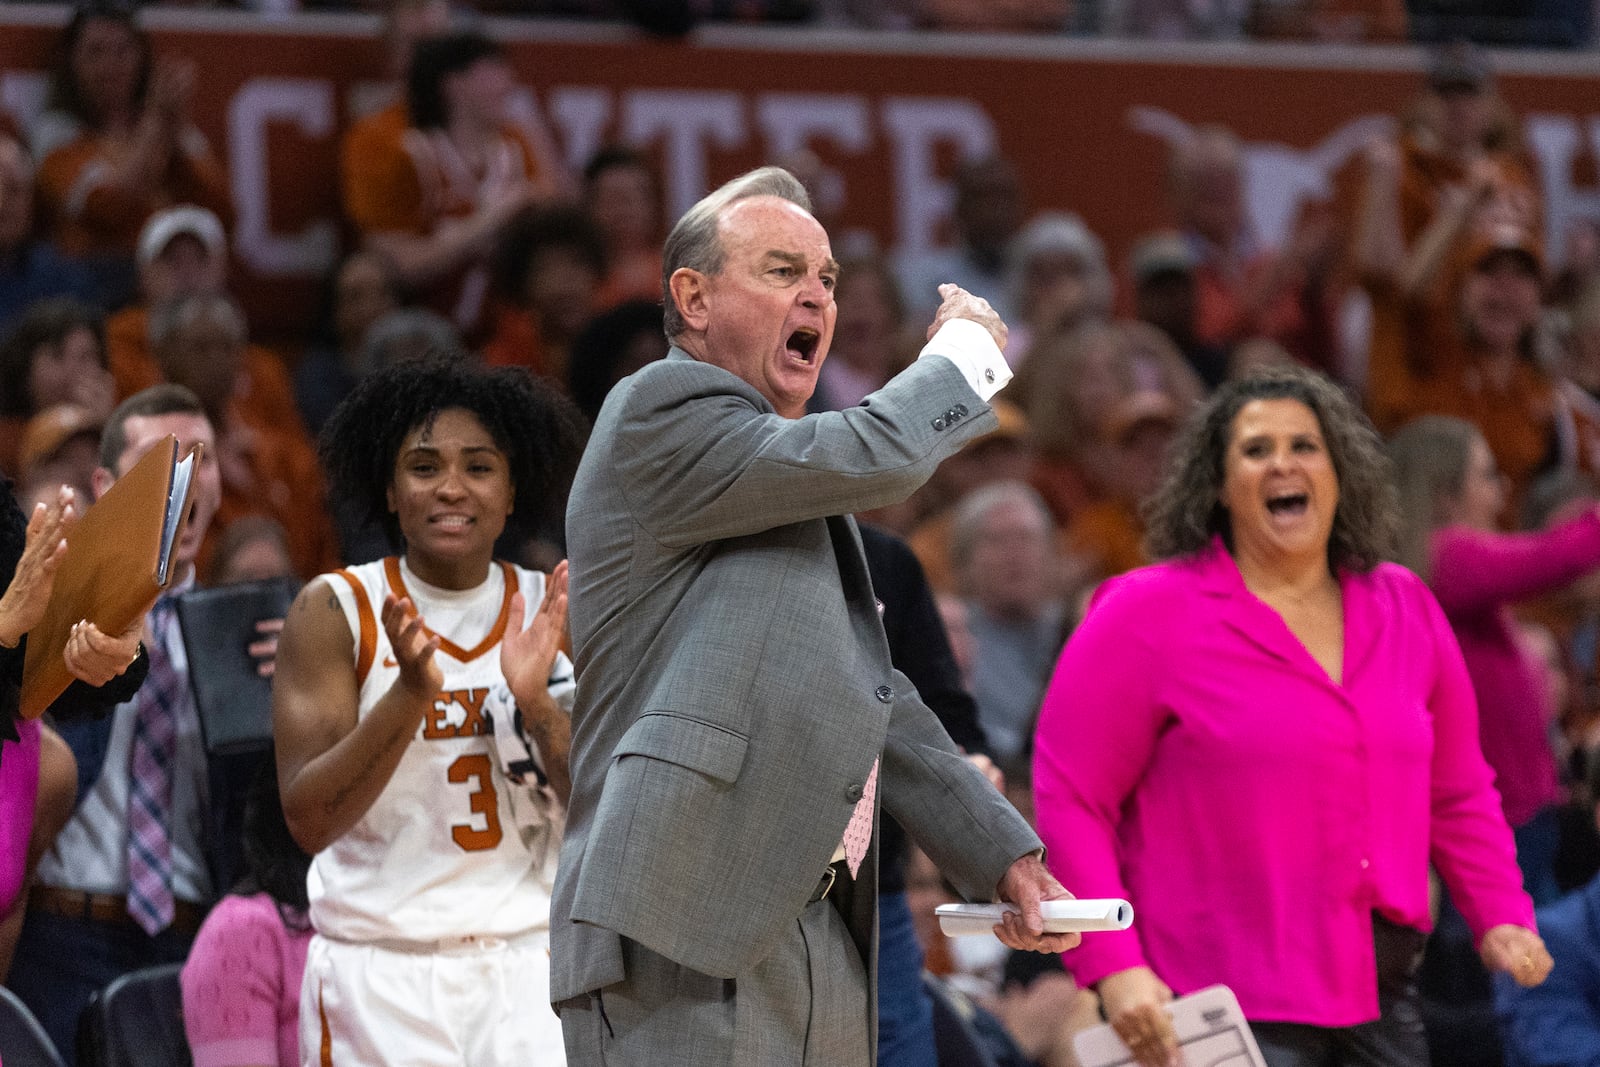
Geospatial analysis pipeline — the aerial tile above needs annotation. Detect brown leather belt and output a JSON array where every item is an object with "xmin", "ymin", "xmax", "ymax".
[{"xmin": 28, "ymin": 885, "xmax": 207, "ymax": 937}]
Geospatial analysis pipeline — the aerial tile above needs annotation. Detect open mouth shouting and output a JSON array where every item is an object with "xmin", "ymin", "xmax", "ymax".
[
  {"xmin": 1265, "ymin": 491, "xmax": 1309, "ymax": 521},
  {"xmin": 786, "ymin": 327, "xmax": 822, "ymax": 365}
]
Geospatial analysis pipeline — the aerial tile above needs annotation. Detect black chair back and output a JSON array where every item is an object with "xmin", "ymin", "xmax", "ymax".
[
  {"xmin": 0, "ymin": 984, "xmax": 67, "ymax": 1067},
  {"xmin": 77, "ymin": 963, "xmax": 192, "ymax": 1067}
]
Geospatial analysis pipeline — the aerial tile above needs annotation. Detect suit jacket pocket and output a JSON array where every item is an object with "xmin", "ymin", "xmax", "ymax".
[{"xmin": 612, "ymin": 711, "xmax": 749, "ymax": 786}]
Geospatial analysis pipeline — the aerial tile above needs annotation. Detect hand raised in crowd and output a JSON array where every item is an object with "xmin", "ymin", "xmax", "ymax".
[
  {"xmin": 500, "ymin": 560, "xmax": 569, "ymax": 713},
  {"xmin": 928, "ymin": 282, "xmax": 1008, "ymax": 354},
  {"xmin": 0, "ymin": 486, "xmax": 76, "ymax": 648},
  {"xmin": 992, "ymin": 852, "xmax": 1082, "ymax": 955},
  {"xmin": 1363, "ymin": 135, "xmax": 1402, "ymax": 184},
  {"xmin": 250, "ymin": 617, "xmax": 283, "ymax": 679},
  {"xmin": 1098, "ymin": 965, "xmax": 1181, "ymax": 1067},
  {"xmin": 481, "ymin": 153, "xmax": 540, "ymax": 228},
  {"xmin": 67, "ymin": 368, "xmax": 117, "ymax": 422},
  {"xmin": 1479, "ymin": 923, "xmax": 1554, "ymax": 988},
  {"xmin": 381, "ymin": 593, "xmax": 442, "ymax": 699},
  {"xmin": 63, "ymin": 617, "xmax": 141, "ymax": 686},
  {"xmin": 146, "ymin": 58, "xmax": 196, "ymax": 126}
]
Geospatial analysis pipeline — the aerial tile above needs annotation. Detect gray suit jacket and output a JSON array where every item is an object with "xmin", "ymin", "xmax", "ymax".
[{"xmin": 550, "ymin": 348, "xmax": 1043, "ymax": 1012}]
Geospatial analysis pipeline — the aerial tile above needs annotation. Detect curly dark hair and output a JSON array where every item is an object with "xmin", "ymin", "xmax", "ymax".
[
  {"xmin": 318, "ymin": 353, "xmax": 589, "ymax": 552},
  {"xmin": 1143, "ymin": 365, "xmax": 1399, "ymax": 573},
  {"xmin": 233, "ymin": 749, "xmax": 311, "ymax": 929},
  {"xmin": 0, "ymin": 297, "xmax": 106, "ymax": 416}
]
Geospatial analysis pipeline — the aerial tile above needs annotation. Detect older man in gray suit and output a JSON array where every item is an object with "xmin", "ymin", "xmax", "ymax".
[{"xmin": 553, "ymin": 166, "xmax": 1077, "ymax": 1066}]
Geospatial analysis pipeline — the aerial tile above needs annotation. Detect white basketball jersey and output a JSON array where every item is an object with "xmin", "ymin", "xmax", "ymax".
[{"xmin": 307, "ymin": 556, "xmax": 574, "ymax": 943}]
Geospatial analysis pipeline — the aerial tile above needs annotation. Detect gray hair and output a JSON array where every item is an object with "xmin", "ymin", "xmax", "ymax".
[
  {"xmin": 359, "ymin": 308, "xmax": 461, "ymax": 373},
  {"xmin": 661, "ymin": 166, "xmax": 813, "ymax": 341},
  {"xmin": 949, "ymin": 480, "xmax": 1054, "ymax": 573}
]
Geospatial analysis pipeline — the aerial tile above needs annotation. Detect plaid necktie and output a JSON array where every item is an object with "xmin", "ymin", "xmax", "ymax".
[
  {"xmin": 127, "ymin": 597, "xmax": 179, "ymax": 936},
  {"xmin": 841, "ymin": 758, "xmax": 877, "ymax": 878}
]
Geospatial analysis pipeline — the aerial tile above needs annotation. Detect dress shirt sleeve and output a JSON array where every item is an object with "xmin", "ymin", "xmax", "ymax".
[
  {"xmin": 1494, "ymin": 911, "xmax": 1600, "ymax": 1067},
  {"xmin": 916, "ymin": 318, "xmax": 1011, "ymax": 401},
  {"xmin": 1430, "ymin": 511, "xmax": 1600, "ymax": 618},
  {"xmin": 1031, "ymin": 575, "xmax": 1166, "ymax": 988},
  {"xmin": 1417, "ymin": 575, "xmax": 1538, "ymax": 939}
]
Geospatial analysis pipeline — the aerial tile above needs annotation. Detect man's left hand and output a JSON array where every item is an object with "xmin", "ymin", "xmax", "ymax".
[{"xmin": 994, "ymin": 852, "xmax": 1081, "ymax": 954}]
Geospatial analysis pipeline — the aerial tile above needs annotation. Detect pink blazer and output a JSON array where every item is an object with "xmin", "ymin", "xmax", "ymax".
[{"xmin": 1033, "ymin": 539, "xmax": 1534, "ymax": 1026}]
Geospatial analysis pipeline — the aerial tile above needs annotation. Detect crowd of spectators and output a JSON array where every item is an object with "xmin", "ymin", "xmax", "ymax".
[{"xmin": 9, "ymin": 2, "xmax": 1600, "ymax": 1064}]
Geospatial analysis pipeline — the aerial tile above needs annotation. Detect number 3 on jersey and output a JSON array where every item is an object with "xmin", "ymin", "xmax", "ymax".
[{"xmin": 447, "ymin": 753, "xmax": 503, "ymax": 851}]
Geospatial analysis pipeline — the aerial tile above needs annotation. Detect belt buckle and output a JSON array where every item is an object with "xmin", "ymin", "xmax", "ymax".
[
  {"xmin": 441, "ymin": 934, "xmax": 506, "ymax": 954},
  {"xmin": 812, "ymin": 864, "xmax": 837, "ymax": 903}
]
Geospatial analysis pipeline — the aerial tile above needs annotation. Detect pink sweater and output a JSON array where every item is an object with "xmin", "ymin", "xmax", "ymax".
[
  {"xmin": 1033, "ymin": 539, "xmax": 1534, "ymax": 1027},
  {"xmin": 1430, "ymin": 511, "xmax": 1600, "ymax": 828},
  {"xmin": 180, "ymin": 893, "xmax": 312, "ymax": 1067}
]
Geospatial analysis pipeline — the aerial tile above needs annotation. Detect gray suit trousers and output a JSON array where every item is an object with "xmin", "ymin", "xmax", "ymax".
[{"xmin": 559, "ymin": 898, "xmax": 871, "ymax": 1066}]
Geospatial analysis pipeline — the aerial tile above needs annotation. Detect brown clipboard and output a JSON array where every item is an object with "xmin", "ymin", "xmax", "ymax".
[{"xmin": 19, "ymin": 435, "xmax": 203, "ymax": 719}]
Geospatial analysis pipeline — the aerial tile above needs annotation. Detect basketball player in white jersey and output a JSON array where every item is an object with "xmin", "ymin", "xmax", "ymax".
[{"xmin": 272, "ymin": 356, "xmax": 589, "ymax": 1066}]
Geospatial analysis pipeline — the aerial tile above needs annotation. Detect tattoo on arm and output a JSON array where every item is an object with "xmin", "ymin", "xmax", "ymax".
[{"xmin": 322, "ymin": 723, "xmax": 411, "ymax": 816}]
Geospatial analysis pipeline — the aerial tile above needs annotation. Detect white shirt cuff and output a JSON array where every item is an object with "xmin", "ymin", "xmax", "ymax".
[{"xmin": 917, "ymin": 318, "xmax": 1011, "ymax": 401}]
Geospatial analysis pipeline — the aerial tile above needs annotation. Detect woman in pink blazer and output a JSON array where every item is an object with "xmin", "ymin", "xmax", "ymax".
[{"xmin": 1033, "ymin": 366, "xmax": 1550, "ymax": 1067}]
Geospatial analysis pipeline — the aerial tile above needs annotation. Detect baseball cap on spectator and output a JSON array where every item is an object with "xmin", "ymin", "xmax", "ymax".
[
  {"xmin": 137, "ymin": 205, "xmax": 226, "ymax": 267},
  {"xmin": 1014, "ymin": 212, "xmax": 1104, "ymax": 269},
  {"xmin": 1104, "ymin": 390, "xmax": 1178, "ymax": 445},
  {"xmin": 1465, "ymin": 224, "xmax": 1542, "ymax": 276},
  {"xmin": 18, "ymin": 404, "xmax": 102, "ymax": 477},
  {"xmin": 1130, "ymin": 231, "xmax": 1197, "ymax": 286},
  {"xmin": 1428, "ymin": 41, "xmax": 1492, "ymax": 94}
]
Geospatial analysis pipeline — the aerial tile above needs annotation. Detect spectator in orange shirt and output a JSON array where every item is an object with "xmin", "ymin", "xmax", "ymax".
[
  {"xmin": 343, "ymin": 32, "xmax": 553, "ymax": 340},
  {"xmin": 149, "ymin": 293, "xmax": 339, "ymax": 579},
  {"xmin": 1019, "ymin": 320, "xmax": 1204, "ymax": 582},
  {"xmin": 29, "ymin": 3, "xmax": 229, "ymax": 307},
  {"xmin": 1166, "ymin": 124, "xmax": 1340, "ymax": 372},
  {"xmin": 480, "ymin": 205, "xmax": 607, "ymax": 384},
  {"xmin": 103, "ymin": 205, "xmax": 302, "ymax": 435},
  {"xmin": 582, "ymin": 145, "xmax": 664, "ymax": 310},
  {"xmin": 338, "ymin": 0, "xmax": 452, "ymax": 252}
]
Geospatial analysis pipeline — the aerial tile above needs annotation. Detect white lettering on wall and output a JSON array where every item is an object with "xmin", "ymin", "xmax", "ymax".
[
  {"xmin": 548, "ymin": 87, "xmax": 614, "ymax": 178},
  {"xmin": 622, "ymin": 90, "xmax": 745, "ymax": 219},
  {"xmin": 0, "ymin": 71, "xmax": 47, "ymax": 134},
  {"xmin": 228, "ymin": 78, "xmax": 337, "ymax": 276},
  {"xmin": 1526, "ymin": 114, "xmax": 1600, "ymax": 270},
  {"xmin": 880, "ymin": 97, "xmax": 997, "ymax": 255},
  {"xmin": 756, "ymin": 93, "xmax": 871, "ymax": 220}
]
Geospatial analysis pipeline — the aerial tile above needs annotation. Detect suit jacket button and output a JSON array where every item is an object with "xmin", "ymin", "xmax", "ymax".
[
  {"xmin": 875, "ymin": 685, "xmax": 893, "ymax": 703},
  {"xmin": 846, "ymin": 784, "xmax": 863, "ymax": 802},
  {"xmin": 955, "ymin": 403, "xmax": 969, "ymax": 417},
  {"xmin": 931, "ymin": 417, "xmax": 946, "ymax": 431}
]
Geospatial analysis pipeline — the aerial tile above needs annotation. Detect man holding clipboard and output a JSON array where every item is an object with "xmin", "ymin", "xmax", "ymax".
[{"xmin": 9, "ymin": 384, "xmax": 250, "ymax": 1064}]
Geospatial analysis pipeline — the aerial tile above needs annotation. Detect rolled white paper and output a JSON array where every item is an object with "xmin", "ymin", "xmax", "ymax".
[{"xmin": 935, "ymin": 898, "xmax": 1134, "ymax": 936}]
